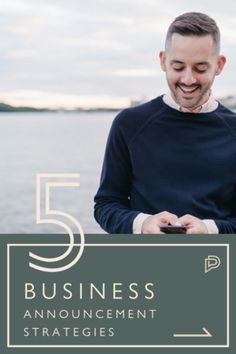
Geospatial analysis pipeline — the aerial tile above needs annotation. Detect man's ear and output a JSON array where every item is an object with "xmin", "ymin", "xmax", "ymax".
[
  {"xmin": 215, "ymin": 55, "xmax": 226, "ymax": 76},
  {"xmin": 159, "ymin": 51, "xmax": 166, "ymax": 72}
]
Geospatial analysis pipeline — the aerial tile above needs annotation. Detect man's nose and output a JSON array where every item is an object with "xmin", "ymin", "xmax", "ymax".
[{"xmin": 180, "ymin": 69, "xmax": 197, "ymax": 86}]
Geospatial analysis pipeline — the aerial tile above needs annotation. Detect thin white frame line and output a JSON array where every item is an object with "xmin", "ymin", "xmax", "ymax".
[
  {"xmin": 7, "ymin": 243, "xmax": 229, "ymax": 247},
  {"xmin": 227, "ymin": 244, "xmax": 230, "ymax": 347},
  {"xmin": 7, "ymin": 245, "xmax": 10, "ymax": 348},
  {"xmin": 7, "ymin": 243, "xmax": 229, "ymax": 348},
  {"xmin": 7, "ymin": 344, "xmax": 229, "ymax": 348}
]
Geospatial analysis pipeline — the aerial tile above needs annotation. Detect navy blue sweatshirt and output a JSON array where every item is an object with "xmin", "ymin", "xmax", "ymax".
[{"xmin": 94, "ymin": 96, "xmax": 236, "ymax": 234}]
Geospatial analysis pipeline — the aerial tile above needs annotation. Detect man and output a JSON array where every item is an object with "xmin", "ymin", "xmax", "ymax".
[{"xmin": 94, "ymin": 12, "xmax": 236, "ymax": 234}]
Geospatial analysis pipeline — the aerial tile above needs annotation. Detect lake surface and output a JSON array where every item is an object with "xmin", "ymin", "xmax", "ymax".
[{"xmin": 0, "ymin": 111, "xmax": 115, "ymax": 234}]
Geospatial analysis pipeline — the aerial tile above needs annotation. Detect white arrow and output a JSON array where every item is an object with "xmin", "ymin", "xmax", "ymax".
[{"xmin": 173, "ymin": 327, "xmax": 212, "ymax": 338}]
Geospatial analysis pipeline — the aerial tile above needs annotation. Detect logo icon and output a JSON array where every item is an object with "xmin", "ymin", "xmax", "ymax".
[{"xmin": 205, "ymin": 255, "xmax": 221, "ymax": 273}]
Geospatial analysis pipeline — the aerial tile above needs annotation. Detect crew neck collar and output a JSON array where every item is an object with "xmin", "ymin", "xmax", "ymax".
[{"xmin": 162, "ymin": 92, "xmax": 218, "ymax": 113}]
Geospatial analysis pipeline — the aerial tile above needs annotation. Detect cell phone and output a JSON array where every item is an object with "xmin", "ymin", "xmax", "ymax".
[{"xmin": 160, "ymin": 225, "xmax": 187, "ymax": 234}]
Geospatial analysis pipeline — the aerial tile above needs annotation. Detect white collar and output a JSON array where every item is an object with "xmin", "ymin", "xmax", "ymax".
[{"xmin": 163, "ymin": 92, "xmax": 218, "ymax": 113}]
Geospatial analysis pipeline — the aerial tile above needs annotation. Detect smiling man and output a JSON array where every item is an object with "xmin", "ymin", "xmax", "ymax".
[{"xmin": 94, "ymin": 12, "xmax": 236, "ymax": 234}]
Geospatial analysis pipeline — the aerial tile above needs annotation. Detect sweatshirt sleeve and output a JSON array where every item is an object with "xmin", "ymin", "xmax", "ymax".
[
  {"xmin": 214, "ymin": 218, "xmax": 236, "ymax": 234},
  {"xmin": 214, "ymin": 215, "xmax": 236, "ymax": 234},
  {"xmin": 94, "ymin": 111, "xmax": 140, "ymax": 233},
  {"xmin": 214, "ymin": 188, "xmax": 236, "ymax": 234}
]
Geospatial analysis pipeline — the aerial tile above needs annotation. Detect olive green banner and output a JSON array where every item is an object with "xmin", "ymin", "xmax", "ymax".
[{"xmin": 0, "ymin": 234, "xmax": 235, "ymax": 354}]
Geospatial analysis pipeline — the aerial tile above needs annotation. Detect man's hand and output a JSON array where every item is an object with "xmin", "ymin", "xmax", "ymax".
[
  {"xmin": 178, "ymin": 214, "xmax": 208, "ymax": 234},
  {"xmin": 141, "ymin": 211, "xmax": 179, "ymax": 234}
]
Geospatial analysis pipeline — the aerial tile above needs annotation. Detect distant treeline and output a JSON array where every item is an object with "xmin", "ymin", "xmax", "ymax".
[
  {"xmin": 1, "ymin": 100, "xmax": 236, "ymax": 113},
  {"xmin": 0, "ymin": 102, "xmax": 120, "ymax": 112},
  {"xmin": 0, "ymin": 102, "xmax": 51, "ymax": 112}
]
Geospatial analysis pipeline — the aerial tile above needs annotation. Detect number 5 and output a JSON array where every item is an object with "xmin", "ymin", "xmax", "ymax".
[{"xmin": 29, "ymin": 173, "xmax": 85, "ymax": 272}]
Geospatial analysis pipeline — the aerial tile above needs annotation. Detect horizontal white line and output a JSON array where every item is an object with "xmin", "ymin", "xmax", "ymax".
[
  {"xmin": 8, "ymin": 344, "xmax": 229, "ymax": 348},
  {"xmin": 37, "ymin": 173, "xmax": 80, "ymax": 178},
  {"xmin": 7, "ymin": 243, "xmax": 229, "ymax": 247}
]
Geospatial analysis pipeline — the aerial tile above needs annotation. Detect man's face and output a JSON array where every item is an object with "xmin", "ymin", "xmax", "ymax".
[{"xmin": 160, "ymin": 33, "xmax": 226, "ymax": 110}]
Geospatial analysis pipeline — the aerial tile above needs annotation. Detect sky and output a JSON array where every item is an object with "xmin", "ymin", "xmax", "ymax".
[{"xmin": 1, "ymin": 0, "xmax": 236, "ymax": 109}]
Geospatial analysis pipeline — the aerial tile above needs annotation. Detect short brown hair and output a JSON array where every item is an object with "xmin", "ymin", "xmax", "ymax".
[{"xmin": 165, "ymin": 12, "xmax": 221, "ymax": 53}]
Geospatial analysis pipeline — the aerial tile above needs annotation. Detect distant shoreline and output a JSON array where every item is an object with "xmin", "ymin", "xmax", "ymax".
[
  {"xmin": 1, "ymin": 97, "xmax": 236, "ymax": 112},
  {"xmin": 0, "ymin": 102, "xmax": 121, "ymax": 113}
]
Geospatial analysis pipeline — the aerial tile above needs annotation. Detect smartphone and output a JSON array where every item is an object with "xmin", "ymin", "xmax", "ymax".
[{"xmin": 160, "ymin": 225, "xmax": 187, "ymax": 234}]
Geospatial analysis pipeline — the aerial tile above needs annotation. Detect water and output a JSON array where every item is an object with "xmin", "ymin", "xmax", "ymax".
[{"xmin": 0, "ymin": 111, "xmax": 115, "ymax": 234}]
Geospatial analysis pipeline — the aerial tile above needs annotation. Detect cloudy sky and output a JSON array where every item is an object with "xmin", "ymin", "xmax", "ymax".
[{"xmin": 1, "ymin": 0, "xmax": 236, "ymax": 108}]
